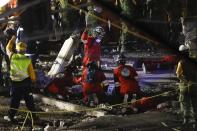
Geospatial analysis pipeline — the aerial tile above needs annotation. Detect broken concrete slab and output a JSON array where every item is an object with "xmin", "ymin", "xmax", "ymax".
[
  {"xmin": 67, "ymin": 111, "xmax": 183, "ymax": 131},
  {"xmin": 33, "ymin": 94, "xmax": 106, "ymax": 117}
]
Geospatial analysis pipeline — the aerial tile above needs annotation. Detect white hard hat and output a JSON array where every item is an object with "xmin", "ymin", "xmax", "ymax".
[
  {"xmin": 94, "ymin": 6, "xmax": 102, "ymax": 13},
  {"xmin": 93, "ymin": 26, "xmax": 105, "ymax": 38},
  {"xmin": 179, "ymin": 44, "xmax": 189, "ymax": 51}
]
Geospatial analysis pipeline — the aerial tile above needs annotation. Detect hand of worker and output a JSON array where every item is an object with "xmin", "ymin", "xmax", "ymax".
[
  {"xmin": 84, "ymin": 26, "xmax": 90, "ymax": 32},
  {"xmin": 101, "ymin": 83, "xmax": 109, "ymax": 92},
  {"xmin": 11, "ymin": 35, "xmax": 16, "ymax": 42},
  {"xmin": 30, "ymin": 82, "xmax": 40, "ymax": 93}
]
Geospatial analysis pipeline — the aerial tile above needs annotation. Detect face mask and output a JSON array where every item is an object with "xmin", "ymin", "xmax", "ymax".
[{"xmin": 95, "ymin": 38, "xmax": 101, "ymax": 43}]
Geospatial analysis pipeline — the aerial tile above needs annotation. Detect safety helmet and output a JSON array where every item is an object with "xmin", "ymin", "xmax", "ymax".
[
  {"xmin": 16, "ymin": 42, "xmax": 27, "ymax": 51},
  {"xmin": 179, "ymin": 44, "xmax": 189, "ymax": 51},
  {"xmin": 93, "ymin": 6, "xmax": 102, "ymax": 13},
  {"xmin": 92, "ymin": 26, "xmax": 105, "ymax": 39},
  {"xmin": 117, "ymin": 54, "xmax": 126, "ymax": 65}
]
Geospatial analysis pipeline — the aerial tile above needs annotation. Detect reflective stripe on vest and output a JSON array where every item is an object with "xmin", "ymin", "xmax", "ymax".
[{"xmin": 10, "ymin": 53, "xmax": 31, "ymax": 81}]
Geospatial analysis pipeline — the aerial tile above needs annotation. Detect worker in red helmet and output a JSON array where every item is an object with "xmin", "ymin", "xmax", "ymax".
[
  {"xmin": 82, "ymin": 61, "xmax": 108, "ymax": 106},
  {"xmin": 113, "ymin": 54, "xmax": 141, "ymax": 104}
]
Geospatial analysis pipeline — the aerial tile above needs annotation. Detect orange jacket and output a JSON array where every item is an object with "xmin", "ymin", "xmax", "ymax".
[
  {"xmin": 113, "ymin": 64, "xmax": 140, "ymax": 95},
  {"xmin": 47, "ymin": 70, "xmax": 81, "ymax": 96},
  {"xmin": 81, "ymin": 31, "xmax": 101, "ymax": 65}
]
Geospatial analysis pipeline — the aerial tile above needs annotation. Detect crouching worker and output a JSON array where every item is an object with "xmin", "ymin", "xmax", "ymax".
[
  {"xmin": 4, "ymin": 36, "xmax": 38, "ymax": 122},
  {"xmin": 113, "ymin": 54, "xmax": 141, "ymax": 109},
  {"xmin": 45, "ymin": 62, "xmax": 81, "ymax": 99},
  {"xmin": 82, "ymin": 61, "xmax": 108, "ymax": 107}
]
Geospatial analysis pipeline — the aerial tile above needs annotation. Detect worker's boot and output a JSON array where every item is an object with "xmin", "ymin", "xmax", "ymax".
[
  {"xmin": 88, "ymin": 95, "xmax": 95, "ymax": 107},
  {"xmin": 4, "ymin": 115, "xmax": 17, "ymax": 123},
  {"xmin": 123, "ymin": 94, "xmax": 129, "ymax": 105},
  {"xmin": 121, "ymin": 94, "xmax": 129, "ymax": 114},
  {"xmin": 183, "ymin": 117, "xmax": 189, "ymax": 125},
  {"xmin": 93, "ymin": 93, "xmax": 99, "ymax": 105}
]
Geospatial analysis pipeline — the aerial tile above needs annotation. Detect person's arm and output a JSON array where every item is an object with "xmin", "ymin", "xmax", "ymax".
[
  {"xmin": 113, "ymin": 69, "xmax": 120, "ymax": 88},
  {"xmin": 176, "ymin": 61, "xmax": 183, "ymax": 79},
  {"xmin": 6, "ymin": 35, "xmax": 16, "ymax": 58},
  {"xmin": 81, "ymin": 28, "xmax": 89, "ymax": 44},
  {"xmin": 28, "ymin": 62, "xmax": 36, "ymax": 83}
]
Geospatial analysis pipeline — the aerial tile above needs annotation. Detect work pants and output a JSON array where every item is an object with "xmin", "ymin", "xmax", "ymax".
[
  {"xmin": 8, "ymin": 78, "xmax": 36, "ymax": 119},
  {"xmin": 179, "ymin": 81, "xmax": 197, "ymax": 121}
]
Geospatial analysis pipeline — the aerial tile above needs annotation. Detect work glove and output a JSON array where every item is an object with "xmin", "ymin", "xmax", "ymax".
[{"xmin": 101, "ymin": 83, "xmax": 109, "ymax": 92}]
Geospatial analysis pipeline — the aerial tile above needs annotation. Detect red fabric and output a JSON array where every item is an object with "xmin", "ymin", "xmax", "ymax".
[
  {"xmin": 132, "ymin": 97, "xmax": 162, "ymax": 111},
  {"xmin": 81, "ymin": 31, "xmax": 89, "ymax": 55},
  {"xmin": 162, "ymin": 55, "xmax": 176, "ymax": 63},
  {"xmin": 73, "ymin": 76, "xmax": 82, "ymax": 84},
  {"xmin": 82, "ymin": 68, "xmax": 106, "ymax": 99},
  {"xmin": 81, "ymin": 31, "xmax": 101, "ymax": 66},
  {"xmin": 83, "ymin": 55, "xmax": 89, "ymax": 66},
  {"xmin": 81, "ymin": 31, "xmax": 88, "ymax": 40},
  {"xmin": 63, "ymin": 71, "xmax": 75, "ymax": 86},
  {"xmin": 114, "ymin": 65, "xmax": 140, "ymax": 95},
  {"xmin": 47, "ymin": 78, "xmax": 68, "ymax": 96},
  {"xmin": 48, "ymin": 83, "xmax": 59, "ymax": 94},
  {"xmin": 47, "ymin": 71, "xmax": 77, "ymax": 96}
]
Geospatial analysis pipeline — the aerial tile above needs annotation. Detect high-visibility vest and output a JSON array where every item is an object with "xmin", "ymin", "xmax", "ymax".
[
  {"xmin": 10, "ymin": 53, "xmax": 31, "ymax": 81},
  {"xmin": 0, "ymin": 7, "xmax": 6, "ymax": 14}
]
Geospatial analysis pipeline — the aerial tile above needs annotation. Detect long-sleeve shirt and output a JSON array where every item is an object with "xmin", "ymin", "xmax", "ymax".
[
  {"xmin": 81, "ymin": 31, "xmax": 101, "ymax": 65},
  {"xmin": 176, "ymin": 60, "xmax": 183, "ymax": 79},
  {"xmin": 6, "ymin": 36, "xmax": 36, "ymax": 82},
  {"xmin": 114, "ymin": 64, "xmax": 140, "ymax": 95}
]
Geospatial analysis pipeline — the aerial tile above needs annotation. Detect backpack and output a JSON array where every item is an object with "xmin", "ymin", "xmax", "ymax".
[
  {"xmin": 120, "ymin": 67, "xmax": 131, "ymax": 78},
  {"xmin": 86, "ymin": 67, "xmax": 96, "ymax": 83}
]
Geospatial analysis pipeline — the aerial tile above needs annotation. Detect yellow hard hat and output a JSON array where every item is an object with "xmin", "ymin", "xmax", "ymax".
[{"xmin": 16, "ymin": 42, "xmax": 27, "ymax": 51}]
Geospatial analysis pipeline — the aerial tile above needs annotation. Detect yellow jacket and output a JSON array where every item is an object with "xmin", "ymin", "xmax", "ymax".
[
  {"xmin": 176, "ymin": 60, "xmax": 183, "ymax": 79},
  {"xmin": 6, "ymin": 36, "xmax": 36, "ymax": 82}
]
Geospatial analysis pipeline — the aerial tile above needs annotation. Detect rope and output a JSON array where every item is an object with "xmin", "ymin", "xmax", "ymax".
[
  {"xmin": 21, "ymin": 112, "xmax": 29, "ymax": 131},
  {"xmin": 30, "ymin": 112, "xmax": 34, "ymax": 129},
  {"xmin": 1, "ymin": 86, "xmax": 195, "ymax": 129},
  {"xmin": 0, "ymin": 88, "xmax": 178, "ymax": 115}
]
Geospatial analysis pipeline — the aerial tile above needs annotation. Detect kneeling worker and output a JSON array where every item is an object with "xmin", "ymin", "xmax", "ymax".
[
  {"xmin": 113, "ymin": 54, "xmax": 141, "ymax": 105},
  {"xmin": 82, "ymin": 61, "xmax": 108, "ymax": 106}
]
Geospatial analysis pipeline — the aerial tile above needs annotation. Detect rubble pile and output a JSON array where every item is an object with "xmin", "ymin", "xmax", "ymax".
[{"xmin": 0, "ymin": 44, "xmax": 182, "ymax": 130}]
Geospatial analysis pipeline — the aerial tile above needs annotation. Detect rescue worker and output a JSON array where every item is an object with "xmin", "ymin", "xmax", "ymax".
[
  {"xmin": 45, "ymin": 56, "xmax": 82, "ymax": 99},
  {"xmin": 176, "ymin": 56, "xmax": 197, "ymax": 124},
  {"xmin": 82, "ymin": 61, "xmax": 108, "ymax": 106},
  {"xmin": 113, "ymin": 54, "xmax": 141, "ymax": 104},
  {"xmin": 4, "ymin": 36, "xmax": 37, "ymax": 122},
  {"xmin": 81, "ymin": 26, "xmax": 105, "ymax": 67}
]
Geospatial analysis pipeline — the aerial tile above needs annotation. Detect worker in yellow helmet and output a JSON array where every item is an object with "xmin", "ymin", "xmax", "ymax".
[{"xmin": 4, "ymin": 36, "xmax": 38, "ymax": 122}]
